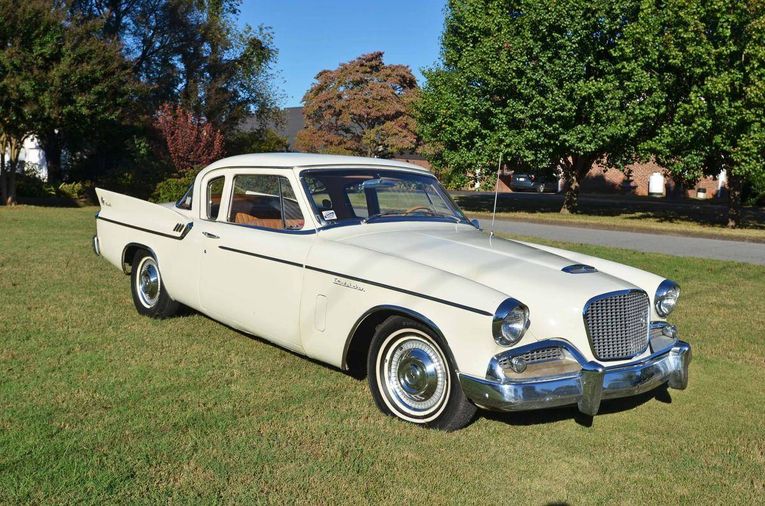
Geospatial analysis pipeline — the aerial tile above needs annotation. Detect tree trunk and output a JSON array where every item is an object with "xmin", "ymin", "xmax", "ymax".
[
  {"xmin": 41, "ymin": 131, "xmax": 63, "ymax": 184},
  {"xmin": 5, "ymin": 169, "xmax": 16, "ymax": 206},
  {"xmin": 727, "ymin": 173, "xmax": 742, "ymax": 228},
  {"xmin": 0, "ymin": 150, "xmax": 6, "ymax": 205},
  {"xmin": 560, "ymin": 155, "xmax": 593, "ymax": 214},
  {"xmin": 3, "ymin": 157, "xmax": 17, "ymax": 206}
]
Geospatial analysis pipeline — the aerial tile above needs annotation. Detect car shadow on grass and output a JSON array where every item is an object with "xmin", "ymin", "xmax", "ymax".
[
  {"xmin": 191, "ymin": 311, "xmax": 676, "ymax": 430},
  {"xmin": 478, "ymin": 385, "xmax": 672, "ymax": 428}
]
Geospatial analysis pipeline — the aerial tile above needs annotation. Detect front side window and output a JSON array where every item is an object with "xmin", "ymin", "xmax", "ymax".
[
  {"xmin": 302, "ymin": 169, "xmax": 468, "ymax": 226},
  {"xmin": 206, "ymin": 176, "xmax": 225, "ymax": 220},
  {"xmin": 228, "ymin": 174, "xmax": 305, "ymax": 230}
]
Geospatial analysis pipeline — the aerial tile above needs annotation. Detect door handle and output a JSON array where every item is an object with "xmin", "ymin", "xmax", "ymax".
[{"xmin": 202, "ymin": 231, "xmax": 220, "ymax": 239}]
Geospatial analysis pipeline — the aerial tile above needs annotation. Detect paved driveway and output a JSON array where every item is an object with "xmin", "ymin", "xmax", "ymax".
[{"xmin": 484, "ymin": 218, "xmax": 765, "ymax": 265}]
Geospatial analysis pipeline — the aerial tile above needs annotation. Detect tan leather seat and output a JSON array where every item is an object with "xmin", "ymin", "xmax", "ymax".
[{"xmin": 234, "ymin": 213, "xmax": 284, "ymax": 229}]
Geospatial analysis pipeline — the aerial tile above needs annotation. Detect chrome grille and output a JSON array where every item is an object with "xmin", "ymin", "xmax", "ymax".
[
  {"xmin": 498, "ymin": 347, "xmax": 563, "ymax": 369},
  {"xmin": 520, "ymin": 347, "xmax": 564, "ymax": 364},
  {"xmin": 584, "ymin": 291, "xmax": 650, "ymax": 361}
]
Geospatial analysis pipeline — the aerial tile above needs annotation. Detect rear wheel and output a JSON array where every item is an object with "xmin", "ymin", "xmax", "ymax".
[
  {"xmin": 130, "ymin": 250, "xmax": 180, "ymax": 318},
  {"xmin": 367, "ymin": 316, "xmax": 476, "ymax": 431}
]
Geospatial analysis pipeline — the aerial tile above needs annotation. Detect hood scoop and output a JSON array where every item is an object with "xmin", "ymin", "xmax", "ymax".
[{"xmin": 562, "ymin": 264, "xmax": 598, "ymax": 274}]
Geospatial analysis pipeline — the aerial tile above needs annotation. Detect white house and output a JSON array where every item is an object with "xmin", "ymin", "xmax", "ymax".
[{"xmin": 3, "ymin": 136, "xmax": 48, "ymax": 180}]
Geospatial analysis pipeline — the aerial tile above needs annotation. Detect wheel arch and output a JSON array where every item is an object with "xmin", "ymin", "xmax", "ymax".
[
  {"xmin": 342, "ymin": 305, "xmax": 457, "ymax": 379},
  {"xmin": 121, "ymin": 243, "xmax": 157, "ymax": 274}
]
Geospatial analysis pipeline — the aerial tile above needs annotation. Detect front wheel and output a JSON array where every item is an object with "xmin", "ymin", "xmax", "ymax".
[
  {"xmin": 130, "ymin": 250, "xmax": 180, "ymax": 318},
  {"xmin": 367, "ymin": 316, "xmax": 476, "ymax": 431}
]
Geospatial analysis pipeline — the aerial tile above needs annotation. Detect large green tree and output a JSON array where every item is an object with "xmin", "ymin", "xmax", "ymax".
[
  {"xmin": 418, "ymin": 0, "xmax": 661, "ymax": 212},
  {"xmin": 0, "ymin": 0, "xmax": 136, "ymax": 201},
  {"xmin": 296, "ymin": 52, "xmax": 420, "ymax": 158},
  {"xmin": 639, "ymin": 0, "xmax": 765, "ymax": 228},
  {"xmin": 70, "ymin": 0, "xmax": 280, "ymax": 136}
]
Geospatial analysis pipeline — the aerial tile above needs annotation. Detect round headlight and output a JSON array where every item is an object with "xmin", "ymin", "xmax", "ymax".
[
  {"xmin": 493, "ymin": 298, "xmax": 530, "ymax": 346},
  {"xmin": 655, "ymin": 279, "xmax": 680, "ymax": 317}
]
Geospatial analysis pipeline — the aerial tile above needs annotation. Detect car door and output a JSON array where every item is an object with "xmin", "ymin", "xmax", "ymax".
[{"xmin": 196, "ymin": 169, "xmax": 316, "ymax": 352}]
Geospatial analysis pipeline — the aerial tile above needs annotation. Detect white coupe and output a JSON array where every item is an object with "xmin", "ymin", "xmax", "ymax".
[{"xmin": 93, "ymin": 153, "xmax": 691, "ymax": 430}]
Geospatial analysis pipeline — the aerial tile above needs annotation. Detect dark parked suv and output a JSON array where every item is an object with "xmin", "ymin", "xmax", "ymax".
[{"xmin": 509, "ymin": 173, "xmax": 558, "ymax": 193}]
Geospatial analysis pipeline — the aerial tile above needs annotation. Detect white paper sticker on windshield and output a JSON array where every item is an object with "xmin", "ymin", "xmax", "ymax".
[{"xmin": 322, "ymin": 210, "xmax": 337, "ymax": 221}]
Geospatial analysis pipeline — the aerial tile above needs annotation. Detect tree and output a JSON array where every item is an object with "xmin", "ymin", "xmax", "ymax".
[
  {"xmin": 638, "ymin": 0, "xmax": 765, "ymax": 228},
  {"xmin": 418, "ymin": 0, "xmax": 661, "ymax": 212},
  {"xmin": 192, "ymin": 0, "xmax": 281, "ymax": 135},
  {"xmin": 69, "ymin": 0, "xmax": 280, "ymax": 136},
  {"xmin": 60, "ymin": 0, "xmax": 279, "ymax": 185},
  {"xmin": 296, "ymin": 52, "xmax": 420, "ymax": 157},
  {"xmin": 0, "ymin": 0, "xmax": 137, "ymax": 202},
  {"xmin": 154, "ymin": 103, "xmax": 225, "ymax": 175}
]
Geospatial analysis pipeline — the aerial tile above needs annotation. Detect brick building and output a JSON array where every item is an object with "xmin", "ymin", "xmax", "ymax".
[
  {"xmin": 254, "ymin": 107, "xmax": 726, "ymax": 199},
  {"xmin": 496, "ymin": 160, "xmax": 726, "ymax": 199}
]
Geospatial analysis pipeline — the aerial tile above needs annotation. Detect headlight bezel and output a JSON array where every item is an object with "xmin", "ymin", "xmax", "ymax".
[
  {"xmin": 493, "ymin": 298, "xmax": 530, "ymax": 346},
  {"xmin": 655, "ymin": 279, "xmax": 680, "ymax": 317}
]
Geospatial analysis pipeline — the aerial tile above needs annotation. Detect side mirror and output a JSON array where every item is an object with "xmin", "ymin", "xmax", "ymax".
[{"xmin": 471, "ymin": 218, "xmax": 481, "ymax": 229}]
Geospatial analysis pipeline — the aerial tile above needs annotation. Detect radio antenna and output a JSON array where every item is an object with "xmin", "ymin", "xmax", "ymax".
[{"xmin": 490, "ymin": 154, "xmax": 503, "ymax": 239}]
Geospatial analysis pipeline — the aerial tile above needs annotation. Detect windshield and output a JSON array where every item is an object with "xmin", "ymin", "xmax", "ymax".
[{"xmin": 301, "ymin": 169, "xmax": 469, "ymax": 227}]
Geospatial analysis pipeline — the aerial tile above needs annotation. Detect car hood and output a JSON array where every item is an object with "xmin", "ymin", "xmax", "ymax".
[
  {"xmin": 329, "ymin": 223, "xmax": 637, "ymax": 296},
  {"xmin": 322, "ymin": 223, "xmax": 645, "ymax": 346}
]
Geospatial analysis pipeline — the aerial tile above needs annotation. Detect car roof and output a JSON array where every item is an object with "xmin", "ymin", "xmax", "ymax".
[{"xmin": 199, "ymin": 152, "xmax": 430, "ymax": 177}]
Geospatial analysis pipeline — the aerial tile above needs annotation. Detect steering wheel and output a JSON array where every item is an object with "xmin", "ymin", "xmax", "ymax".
[{"xmin": 404, "ymin": 205, "xmax": 435, "ymax": 215}]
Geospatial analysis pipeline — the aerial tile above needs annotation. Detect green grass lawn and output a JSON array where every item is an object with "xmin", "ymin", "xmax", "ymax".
[{"xmin": 1, "ymin": 206, "xmax": 764, "ymax": 503}]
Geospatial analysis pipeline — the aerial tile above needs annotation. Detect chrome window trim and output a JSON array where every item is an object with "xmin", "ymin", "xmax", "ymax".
[{"xmin": 298, "ymin": 168, "xmax": 472, "ymax": 230}]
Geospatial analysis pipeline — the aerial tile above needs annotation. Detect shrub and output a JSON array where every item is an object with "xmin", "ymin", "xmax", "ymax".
[
  {"xmin": 16, "ymin": 171, "xmax": 57, "ymax": 198},
  {"xmin": 58, "ymin": 181, "xmax": 95, "ymax": 202},
  {"xmin": 150, "ymin": 173, "xmax": 196, "ymax": 203}
]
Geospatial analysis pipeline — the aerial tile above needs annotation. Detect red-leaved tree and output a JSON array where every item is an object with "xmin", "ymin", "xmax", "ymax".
[
  {"xmin": 154, "ymin": 103, "xmax": 225, "ymax": 174},
  {"xmin": 296, "ymin": 52, "xmax": 419, "ymax": 157}
]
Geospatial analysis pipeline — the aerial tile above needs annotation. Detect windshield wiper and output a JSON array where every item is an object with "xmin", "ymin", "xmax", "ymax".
[
  {"xmin": 363, "ymin": 211, "xmax": 463, "ymax": 224},
  {"xmin": 362, "ymin": 211, "xmax": 405, "ymax": 223}
]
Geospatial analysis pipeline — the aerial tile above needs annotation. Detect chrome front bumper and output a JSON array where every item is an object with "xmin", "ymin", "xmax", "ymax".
[{"xmin": 459, "ymin": 339, "xmax": 691, "ymax": 416}]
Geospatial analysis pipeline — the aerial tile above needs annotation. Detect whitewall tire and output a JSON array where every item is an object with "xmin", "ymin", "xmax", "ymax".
[
  {"xmin": 367, "ymin": 316, "xmax": 477, "ymax": 431},
  {"xmin": 130, "ymin": 250, "xmax": 180, "ymax": 318}
]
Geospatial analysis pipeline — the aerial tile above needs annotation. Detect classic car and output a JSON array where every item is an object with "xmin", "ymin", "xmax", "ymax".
[
  {"xmin": 509, "ymin": 173, "xmax": 558, "ymax": 193},
  {"xmin": 93, "ymin": 153, "xmax": 690, "ymax": 431}
]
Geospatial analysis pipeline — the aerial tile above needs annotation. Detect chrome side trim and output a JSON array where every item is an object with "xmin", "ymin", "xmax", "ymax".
[{"xmin": 97, "ymin": 215, "xmax": 194, "ymax": 240}]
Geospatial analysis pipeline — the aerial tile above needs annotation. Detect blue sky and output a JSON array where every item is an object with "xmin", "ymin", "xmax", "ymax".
[{"xmin": 239, "ymin": 0, "xmax": 446, "ymax": 107}]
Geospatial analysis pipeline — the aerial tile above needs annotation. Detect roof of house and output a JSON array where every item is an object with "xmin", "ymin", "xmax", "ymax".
[
  {"xmin": 239, "ymin": 107, "xmax": 305, "ymax": 148},
  {"xmin": 201, "ymin": 152, "xmax": 430, "ymax": 175}
]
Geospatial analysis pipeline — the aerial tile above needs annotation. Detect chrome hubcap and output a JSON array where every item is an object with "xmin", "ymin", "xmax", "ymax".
[
  {"xmin": 382, "ymin": 333, "xmax": 448, "ymax": 417},
  {"xmin": 136, "ymin": 258, "xmax": 160, "ymax": 307}
]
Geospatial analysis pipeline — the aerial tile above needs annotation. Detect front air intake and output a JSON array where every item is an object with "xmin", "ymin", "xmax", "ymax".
[{"xmin": 583, "ymin": 290, "xmax": 650, "ymax": 361}]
